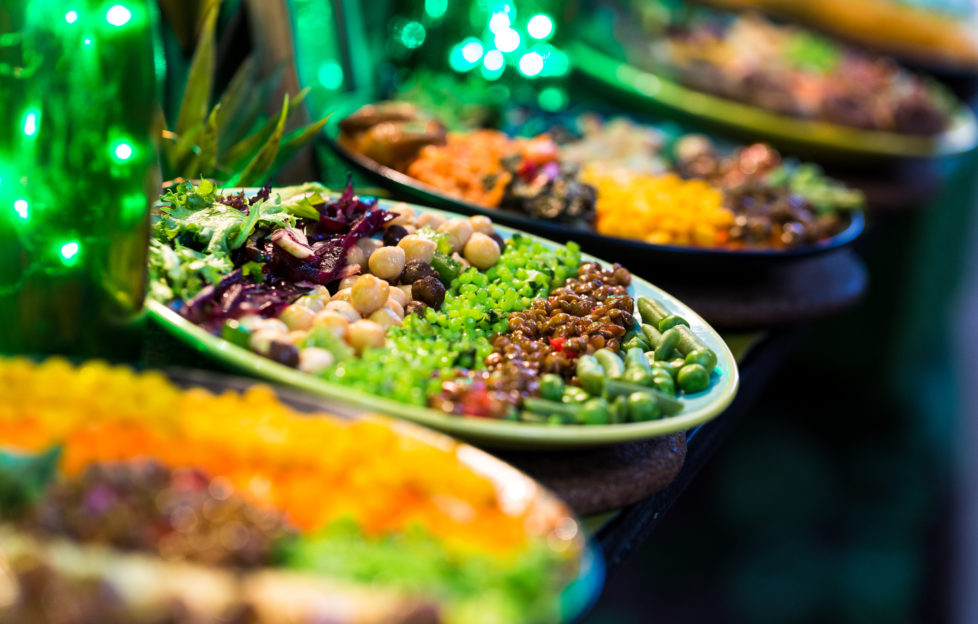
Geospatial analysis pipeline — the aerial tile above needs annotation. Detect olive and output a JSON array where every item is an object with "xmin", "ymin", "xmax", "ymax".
[
  {"xmin": 382, "ymin": 224, "xmax": 409, "ymax": 246},
  {"xmin": 412, "ymin": 275, "xmax": 446, "ymax": 309},
  {"xmin": 268, "ymin": 340, "xmax": 300, "ymax": 367},
  {"xmin": 405, "ymin": 300, "xmax": 428, "ymax": 316},
  {"xmin": 401, "ymin": 259, "xmax": 438, "ymax": 285}
]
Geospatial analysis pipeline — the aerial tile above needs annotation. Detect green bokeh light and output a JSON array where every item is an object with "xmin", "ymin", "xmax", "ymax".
[
  {"xmin": 13, "ymin": 199, "xmax": 28, "ymax": 220},
  {"xmin": 527, "ymin": 14, "xmax": 553, "ymax": 39},
  {"xmin": 400, "ymin": 21, "xmax": 426, "ymax": 49},
  {"xmin": 450, "ymin": 38, "xmax": 484, "ymax": 72},
  {"xmin": 538, "ymin": 86, "xmax": 567, "ymax": 111},
  {"xmin": 105, "ymin": 4, "xmax": 131, "ymax": 26},
  {"xmin": 488, "ymin": 8, "xmax": 512, "ymax": 34},
  {"xmin": 23, "ymin": 112, "xmax": 37, "ymax": 137},
  {"xmin": 518, "ymin": 51, "xmax": 543, "ymax": 76},
  {"xmin": 317, "ymin": 61, "xmax": 344, "ymax": 89},
  {"xmin": 65, "ymin": 10, "xmax": 78, "ymax": 24},
  {"xmin": 425, "ymin": 0, "xmax": 448, "ymax": 19},
  {"xmin": 60, "ymin": 241, "xmax": 81, "ymax": 264},
  {"xmin": 494, "ymin": 28, "xmax": 520, "ymax": 52},
  {"xmin": 462, "ymin": 38, "xmax": 484, "ymax": 62},
  {"xmin": 113, "ymin": 142, "xmax": 133, "ymax": 161},
  {"xmin": 483, "ymin": 49, "xmax": 504, "ymax": 71}
]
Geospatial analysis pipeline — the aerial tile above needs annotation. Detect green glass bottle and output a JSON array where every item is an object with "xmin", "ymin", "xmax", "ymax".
[{"xmin": 0, "ymin": 1, "xmax": 162, "ymax": 358}]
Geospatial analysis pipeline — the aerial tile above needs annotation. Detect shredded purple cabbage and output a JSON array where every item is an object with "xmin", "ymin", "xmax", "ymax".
[{"xmin": 217, "ymin": 183, "xmax": 272, "ymax": 214}]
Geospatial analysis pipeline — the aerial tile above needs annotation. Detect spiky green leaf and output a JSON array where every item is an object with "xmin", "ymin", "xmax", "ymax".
[
  {"xmin": 228, "ymin": 94, "xmax": 290, "ymax": 187},
  {"xmin": 174, "ymin": 6, "xmax": 218, "ymax": 136}
]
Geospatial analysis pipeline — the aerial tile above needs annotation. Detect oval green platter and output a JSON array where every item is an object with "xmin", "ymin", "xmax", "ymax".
[
  {"xmin": 148, "ymin": 196, "xmax": 739, "ymax": 450},
  {"xmin": 568, "ymin": 42, "xmax": 978, "ymax": 160}
]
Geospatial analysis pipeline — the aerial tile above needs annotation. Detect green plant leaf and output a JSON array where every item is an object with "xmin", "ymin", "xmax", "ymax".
[
  {"xmin": 228, "ymin": 93, "xmax": 290, "ymax": 187},
  {"xmin": 269, "ymin": 116, "xmax": 328, "ymax": 174},
  {"xmin": 222, "ymin": 88, "xmax": 311, "ymax": 169},
  {"xmin": 0, "ymin": 445, "xmax": 61, "ymax": 519},
  {"xmin": 185, "ymin": 104, "xmax": 221, "ymax": 178},
  {"xmin": 219, "ymin": 64, "xmax": 286, "ymax": 152},
  {"xmin": 214, "ymin": 55, "xmax": 258, "ymax": 146},
  {"xmin": 174, "ymin": 5, "xmax": 218, "ymax": 137}
]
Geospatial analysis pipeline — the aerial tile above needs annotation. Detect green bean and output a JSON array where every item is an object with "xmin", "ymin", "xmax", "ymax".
[
  {"xmin": 540, "ymin": 373, "xmax": 564, "ymax": 402},
  {"xmin": 580, "ymin": 398, "xmax": 611, "ymax": 425},
  {"xmin": 594, "ymin": 349, "xmax": 626, "ymax": 379},
  {"xmin": 653, "ymin": 327, "xmax": 681, "ymax": 362},
  {"xmin": 674, "ymin": 325, "xmax": 709, "ymax": 356},
  {"xmin": 685, "ymin": 348, "xmax": 718, "ymax": 371},
  {"xmin": 622, "ymin": 367, "xmax": 654, "ymax": 387},
  {"xmin": 637, "ymin": 297, "xmax": 669, "ymax": 326},
  {"xmin": 628, "ymin": 392, "xmax": 661, "ymax": 422},
  {"xmin": 641, "ymin": 323, "xmax": 663, "ymax": 348},
  {"xmin": 624, "ymin": 347, "xmax": 652, "ymax": 372},
  {"xmin": 652, "ymin": 360, "xmax": 681, "ymax": 379},
  {"xmin": 622, "ymin": 335, "xmax": 650, "ymax": 352},
  {"xmin": 519, "ymin": 411, "xmax": 549, "ymax": 423},
  {"xmin": 651, "ymin": 372, "xmax": 676, "ymax": 397},
  {"xmin": 522, "ymin": 397, "xmax": 581, "ymax": 422},
  {"xmin": 604, "ymin": 379, "xmax": 684, "ymax": 415},
  {"xmin": 576, "ymin": 354, "xmax": 606, "ymax": 396},
  {"xmin": 677, "ymin": 364, "xmax": 710, "ymax": 393},
  {"xmin": 658, "ymin": 314, "xmax": 690, "ymax": 332},
  {"xmin": 610, "ymin": 395, "xmax": 628, "ymax": 424},
  {"xmin": 562, "ymin": 386, "xmax": 590, "ymax": 404},
  {"xmin": 670, "ymin": 357, "xmax": 687, "ymax": 370}
]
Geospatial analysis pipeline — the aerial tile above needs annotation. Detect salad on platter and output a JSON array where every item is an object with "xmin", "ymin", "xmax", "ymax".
[
  {"xmin": 0, "ymin": 358, "xmax": 587, "ymax": 624},
  {"xmin": 148, "ymin": 180, "xmax": 731, "ymax": 430}
]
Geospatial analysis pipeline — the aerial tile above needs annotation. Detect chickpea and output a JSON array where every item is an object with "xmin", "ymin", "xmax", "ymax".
[
  {"xmin": 397, "ymin": 284, "xmax": 414, "ymax": 301},
  {"xmin": 387, "ymin": 203, "xmax": 417, "ymax": 227},
  {"xmin": 368, "ymin": 245, "xmax": 406, "ymax": 281},
  {"xmin": 249, "ymin": 328, "xmax": 286, "ymax": 355},
  {"xmin": 338, "ymin": 275, "xmax": 360, "ymax": 291},
  {"xmin": 369, "ymin": 307, "xmax": 402, "ymax": 329},
  {"xmin": 313, "ymin": 310, "xmax": 351, "ymax": 338},
  {"xmin": 469, "ymin": 215, "xmax": 494, "ymax": 235},
  {"xmin": 387, "ymin": 285, "xmax": 409, "ymax": 307},
  {"xmin": 331, "ymin": 288, "xmax": 353, "ymax": 303},
  {"xmin": 451, "ymin": 251, "xmax": 471, "ymax": 271},
  {"xmin": 347, "ymin": 319, "xmax": 386, "ymax": 353},
  {"xmin": 237, "ymin": 315, "xmax": 264, "ymax": 331},
  {"xmin": 437, "ymin": 217, "xmax": 474, "ymax": 253},
  {"xmin": 298, "ymin": 347, "xmax": 335, "ymax": 375},
  {"xmin": 397, "ymin": 234, "xmax": 437, "ymax": 264},
  {"xmin": 384, "ymin": 297, "xmax": 404, "ymax": 319},
  {"xmin": 324, "ymin": 300, "xmax": 361, "ymax": 323},
  {"xmin": 346, "ymin": 244, "xmax": 366, "ymax": 269},
  {"xmin": 463, "ymin": 232, "xmax": 501, "ymax": 270},
  {"xmin": 279, "ymin": 304, "xmax": 316, "ymax": 331},
  {"xmin": 350, "ymin": 274, "xmax": 390, "ymax": 316},
  {"xmin": 288, "ymin": 329, "xmax": 309, "ymax": 345},
  {"xmin": 297, "ymin": 293, "xmax": 327, "ymax": 314},
  {"xmin": 253, "ymin": 318, "xmax": 289, "ymax": 334},
  {"xmin": 416, "ymin": 212, "xmax": 445, "ymax": 229},
  {"xmin": 356, "ymin": 237, "xmax": 384, "ymax": 262},
  {"xmin": 402, "ymin": 225, "xmax": 416, "ymax": 235}
]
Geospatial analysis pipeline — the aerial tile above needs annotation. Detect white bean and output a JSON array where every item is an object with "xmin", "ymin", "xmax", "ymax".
[{"xmin": 463, "ymin": 232, "xmax": 501, "ymax": 270}]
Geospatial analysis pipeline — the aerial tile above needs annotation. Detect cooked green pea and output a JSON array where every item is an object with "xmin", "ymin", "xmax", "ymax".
[
  {"xmin": 684, "ymin": 348, "xmax": 718, "ymax": 371},
  {"xmin": 628, "ymin": 392, "xmax": 661, "ymax": 422},
  {"xmin": 540, "ymin": 373, "xmax": 564, "ymax": 401},
  {"xmin": 562, "ymin": 386, "xmax": 590, "ymax": 404},
  {"xmin": 580, "ymin": 398, "xmax": 611, "ymax": 425},
  {"xmin": 651, "ymin": 373, "xmax": 676, "ymax": 397},
  {"xmin": 576, "ymin": 354, "xmax": 605, "ymax": 396},
  {"xmin": 677, "ymin": 364, "xmax": 710, "ymax": 393},
  {"xmin": 595, "ymin": 348, "xmax": 626, "ymax": 379},
  {"xmin": 622, "ymin": 366, "xmax": 654, "ymax": 387},
  {"xmin": 653, "ymin": 327, "xmax": 681, "ymax": 362},
  {"xmin": 658, "ymin": 314, "xmax": 690, "ymax": 332}
]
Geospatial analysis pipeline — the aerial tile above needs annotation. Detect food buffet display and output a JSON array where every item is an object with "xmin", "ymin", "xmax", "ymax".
[
  {"xmin": 330, "ymin": 101, "xmax": 864, "ymax": 257},
  {"xmin": 147, "ymin": 182, "xmax": 738, "ymax": 447},
  {"xmin": 0, "ymin": 358, "xmax": 595, "ymax": 623}
]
